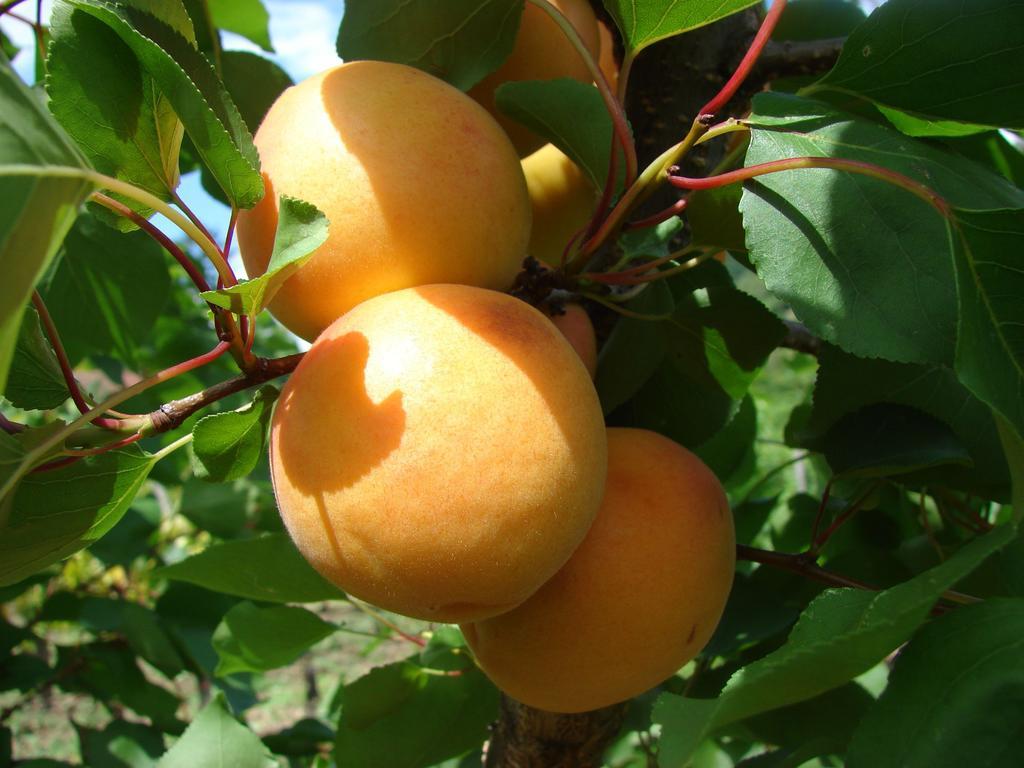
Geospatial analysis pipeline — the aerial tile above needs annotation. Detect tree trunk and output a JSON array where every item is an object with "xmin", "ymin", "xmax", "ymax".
[{"xmin": 484, "ymin": 694, "xmax": 629, "ymax": 767}]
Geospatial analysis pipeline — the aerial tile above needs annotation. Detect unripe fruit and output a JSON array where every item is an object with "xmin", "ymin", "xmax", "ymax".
[
  {"xmin": 469, "ymin": 0, "xmax": 600, "ymax": 157},
  {"xmin": 270, "ymin": 284, "xmax": 608, "ymax": 623},
  {"xmin": 549, "ymin": 304, "xmax": 597, "ymax": 378},
  {"xmin": 461, "ymin": 428, "xmax": 735, "ymax": 713},
  {"xmin": 237, "ymin": 61, "xmax": 531, "ymax": 341},
  {"xmin": 522, "ymin": 144, "xmax": 598, "ymax": 268}
]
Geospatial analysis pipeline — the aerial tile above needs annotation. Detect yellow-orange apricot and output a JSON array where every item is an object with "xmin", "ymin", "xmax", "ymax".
[
  {"xmin": 469, "ymin": 0, "xmax": 600, "ymax": 156},
  {"xmin": 461, "ymin": 428, "xmax": 735, "ymax": 713},
  {"xmin": 237, "ymin": 61, "xmax": 531, "ymax": 341},
  {"xmin": 549, "ymin": 304, "xmax": 597, "ymax": 377},
  {"xmin": 270, "ymin": 284, "xmax": 608, "ymax": 623},
  {"xmin": 521, "ymin": 144, "xmax": 598, "ymax": 268}
]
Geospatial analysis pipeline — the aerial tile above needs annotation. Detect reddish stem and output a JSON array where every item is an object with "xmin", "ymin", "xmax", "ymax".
[
  {"xmin": 809, "ymin": 478, "xmax": 833, "ymax": 546},
  {"xmin": 31, "ymin": 455, "xmax": 83, "ymax": 473},
  {"xmin": 0, "ymin": 0, "xmax": 30, "ymax": 16},
  {"xmin": 0, "ymin": 412, "xmax": 26, "ymax": 434},
  {"xmin": 623, "ymin": 198, "xmax": 688, "ymax": 232},
  {"xmin": 160, "ymin": 341, "xmax": 232, "ymax": 381},
  {"xmin": 700, "ymin": 0, "xmax": 789, "ymax": 118},
  {"xmin": 30, "ymin": 292, "xmax": 121, "ymax": 430},
  {"xmin": 811, "ymin": 482, "xmax": 879, "ymax": 553},
  {"xmin": 668, "ymin": 156, "xmax": 951, "ymax": 217},
  {"xmin": 92, "ymin": 193, "xmax": 211, "ymax": 293},
  {"xmin": 174, "ymin": 192, "xmax": 236, "ymax": 285},
  {"xmin": 65, "ymin": 433, "xmax": 144, "ymax": 456}
]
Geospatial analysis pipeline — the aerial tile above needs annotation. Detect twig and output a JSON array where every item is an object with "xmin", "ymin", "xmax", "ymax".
[{"xmin": 781, "ymin": 320, "xmax": 822, "ymax": 357}]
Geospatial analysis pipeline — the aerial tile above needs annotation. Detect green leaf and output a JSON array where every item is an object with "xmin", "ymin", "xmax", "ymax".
[
  {"xmin": 42, "ymin": 211, "xmax": 171, "ymax": 365},
  {"xmin": 878, "ymin": 105, "xmax": 992, "ymax": 139},
  {"xmin": 178, "ymin": 479, "xmax": 251, "ymax": 537},
  {"xmin": 603, "ymin": 0, "xmax": 761, "ymax": 54},
  {"xmin": 67, "ymin": 0, "xmax": 263, "ymax": 208},
  {"xmin": 219, "ymin": 50, "xmax": 293, "ymax": 133},
  {"xmin": 213, "ymin": 601, "xmax": 335, "ymax": 676},
  {"xmin": 157, "ymin": 533, "xmax": 345, "ymax": 603},
  {"xmin": 337, "ymin": 0, "xmax": 522, "ymax": 91},
  {"xmin": 808, "ymin": 345, "xmax": 1010, "ymax": 500},
  {"xmin": 950, "ymin": 208, "xmax": 1024, "ymax": 443},
  {"xmin": 772, "ymin": 0, "xmax": 866, "ymax": 41},
  {"xmin": 0, "ymin": 446, "xmax": 158, "ymax": 587},
  {"xmin": 745, "ymin": 683, "xmax": 874, "ymax": 757},
  {"xmin": 261, "ymin": 718, "xmax": 334, "ymax": 757},
  {"xmin": 495, "ymin": 78, "xmax": 620, "ymax": 192},
  {"xmin": 654, "ymin": 524, "xmax": 1015, "ymax": 767},
  {"xmin": 847, "ymin": 599, "xmax": 1024, "ymax": 768},
  {"xmin": 39, "ymin": 592, "xmax": 186, "ymax": 677},
  {"xmin": 613, "ymin": 282, "xmax": 786, "ymax": 448},
  {"xmin": 191, "ymin": 386, "xmax": 278, "ymax": 483},
  {"xmin": 0, "ymin": 63, "xmax": 94, "ymax": 397},
  {"xmin": 334, "ymin": 660, "xmax": 498, "ymax": 768},
  {"xmin": 819, "ymin": 403, "xmax": 973, "ymax": 480},
  {"xmin": 740, "ymin": 93, "xmax": 1024, "ymax": 365},
  {"xmin": 76, "ymin": 719, "xmax": 166, "ymax": 768},
  {"xmin": 595, "ymin": 279, "xmax": 674, "ymax": 415},
  {"xmin": 687, "ymin": 182, "xmax": 746, "ymax": 252},
  {"xmin": 208, "ymin": 0, "xmax": 273, "ymax": 52},
  {"xmin": 47, "ymin": 2, "xmax": 183, "ymax": 226},
  {"xmin": 201, "ymin": 196, "xmax": 327, "ymax": 315},
  {"xmin": 946, "ymin": 130, "xmax": 1024, "ymax": 188},
  {"xmin": 61, "ymin": 642, "xmax": 183, "ymax": 734},
  {"xmin": 815, "ymin": 0, "xmax": 1024, "ymax": 129},
  {"xmin": 157, "ymin": 692, "xmax": 276, "ymax": 767},
  {"xmin": 4, "ymin": 305, "xmax": 68, "ymax": 410}
]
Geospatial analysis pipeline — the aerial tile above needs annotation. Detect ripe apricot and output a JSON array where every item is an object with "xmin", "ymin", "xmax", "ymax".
[
  {"xmin": 270, "ymin": 284, "xmax": 608, "ymax": 623},
  {"xmin": 521, "ymin": 144, "xmax": 598, "ymax": 268},
  {"xmin": 237, "ymin": 61, "xmax": 531, "ymax": 341},
  {"xmin": 549, "ymin": 304, "xmax": 597, "ymax": 378},
  {"xmin": 469, "ymin": 0, "xmax": 600, "ymax": 156},
  {"xmin": 461, "ymin": 428, "xmax": 735, "ymax": 713}
]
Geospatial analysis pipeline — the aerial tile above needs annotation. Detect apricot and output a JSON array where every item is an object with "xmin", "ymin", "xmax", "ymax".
[
  {"xmin": 237, "ymin": 61, "xmax": 531, "ymax": 341},
  {"xmin": 469, "ymin": 0, "xmax": 600, "ymax": 156},
  {"xmin": 522, "ymin": 143, "xmax": 598, "ymax": 268},
  {"xmin": 461, "ymin": 428, "xmax": 735, "ymax": 713},
  {"xmin": 269, "ymin": 284, "xmax": 608, "ymax": 623},
  {"xmin": 549, "ymin": 304, "xmax": 597, "ymax": 377}
]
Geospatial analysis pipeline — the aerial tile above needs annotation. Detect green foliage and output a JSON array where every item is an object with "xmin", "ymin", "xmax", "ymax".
[
  {"xmin": 337, "ymin": 0, "xmax": 522, "ymax": 91},
  {"xmin": 1, "ymin": 0, "xmax": 1022, "ymax": 764}
]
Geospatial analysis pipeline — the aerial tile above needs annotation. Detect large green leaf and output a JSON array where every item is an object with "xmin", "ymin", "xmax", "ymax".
[
  {"xmin": 157, "ymin": 533, "xmax": 345, "ymax": 603},
  {"xmin": 4, "ymin": 306, "xmax": 68, "ymax": 411},
  {"xmin": 157, "ymin": 693, "xmax": 276, "ymax": 767},
  {"xmin": 603, "ymin": 0, "xmax": 761, "ymax": 54},
  {"xmin": 42, "ymin": 211, "xmax": 171, "ymax": 365},
  {"xmin": 951, "ymin": 208, "xmax": 1024, "ymax": 442},
  {"xmin": 847, "ymin": 599, "xmax": 1024, "ymax": 768},
  {"xmin": 337, "ymin": 0, "xmax": 521, "ymax": 91},
  {"xmin": 808, "ymin": 346, "xmax": 1010, "ymax": 500},
  {"xmin": 740, "ymin": 93, "xmax": 1024, "ymax": 365},
  {"xmin": 0, "ymin": 446, "xmax": 158, "ymax": 586},
  {"xmin": 654, "ymin": 524, "xmax": 1015, "ymax": 767},
  {"xmin": 219, "ymin": 50, "xmax": 292, "ymax": 133},
  {"xmin": 47, "ymin": 1, "xmax": 184, "ymax": 226},
  {"xmin": 66, "ymin": 0, "xmax": 262, "ymax": 208},
  {"xmin": 212, "ymin": 601, "xmax": 335, "ymax": 676},
  {"xmin": 0, "ymin": 63, "xmax": 94, "ymax": 397},
  {"xmin": 76, "ymin": 720, "xmax": 165, "ymax": 768},
  {"xmin": 815, "ymin": 0, "xmax": 1024, "ymax": 129},
  {"xmin": 334, "ymin": 659, "xmax": 498, "ymax": 767},
  {"xmin": 495, "ymin": 78, "xmax": 620, "ymax": 191}
]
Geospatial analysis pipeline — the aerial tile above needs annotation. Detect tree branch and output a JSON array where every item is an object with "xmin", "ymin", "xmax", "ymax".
[
  {"xmin": 780, "ymin": 320, "xmax": 822, "ymax": 356},
  {"xmin": 145, "ymin": 353, "xmax": 304, "ymax": 435}
]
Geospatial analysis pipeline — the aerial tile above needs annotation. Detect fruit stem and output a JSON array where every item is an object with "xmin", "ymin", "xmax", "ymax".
[
  {"xmin": 0, "ymin": 341, "xmax": 231, "ymax": 502},
  {"xmin": 30, "ymin": 291, "xmax": 121, "ymax": 430},
  {"xmin": 700, "ymin": 0, "xmax": 788, "ymax": 118},
  {"xmin": 622, "ymin": 197, "xmax": 688, "ymax": 232},
  {"xmin": 668, "ymin": 156, "xmax": 952, "ymax": 218},
  {"xmin": 348, "ymin": 598, "xmax": 426, "ymax": 647}
]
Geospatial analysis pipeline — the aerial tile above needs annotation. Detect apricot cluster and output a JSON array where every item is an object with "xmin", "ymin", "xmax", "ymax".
[{"xmin": 242, "ymin": 12, "xmax": 734, "ymax": 716}]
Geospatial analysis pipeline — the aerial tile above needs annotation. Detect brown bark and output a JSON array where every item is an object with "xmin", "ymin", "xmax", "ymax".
[{"xmin": 484, "ymin": 694, "xmax": 629, "ymax": 768}]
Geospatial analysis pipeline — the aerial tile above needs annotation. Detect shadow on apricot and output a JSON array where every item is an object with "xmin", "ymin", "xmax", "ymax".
[{"xmin": 272, "ymin": 331, "xmax": 406, "ymax": 495}]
